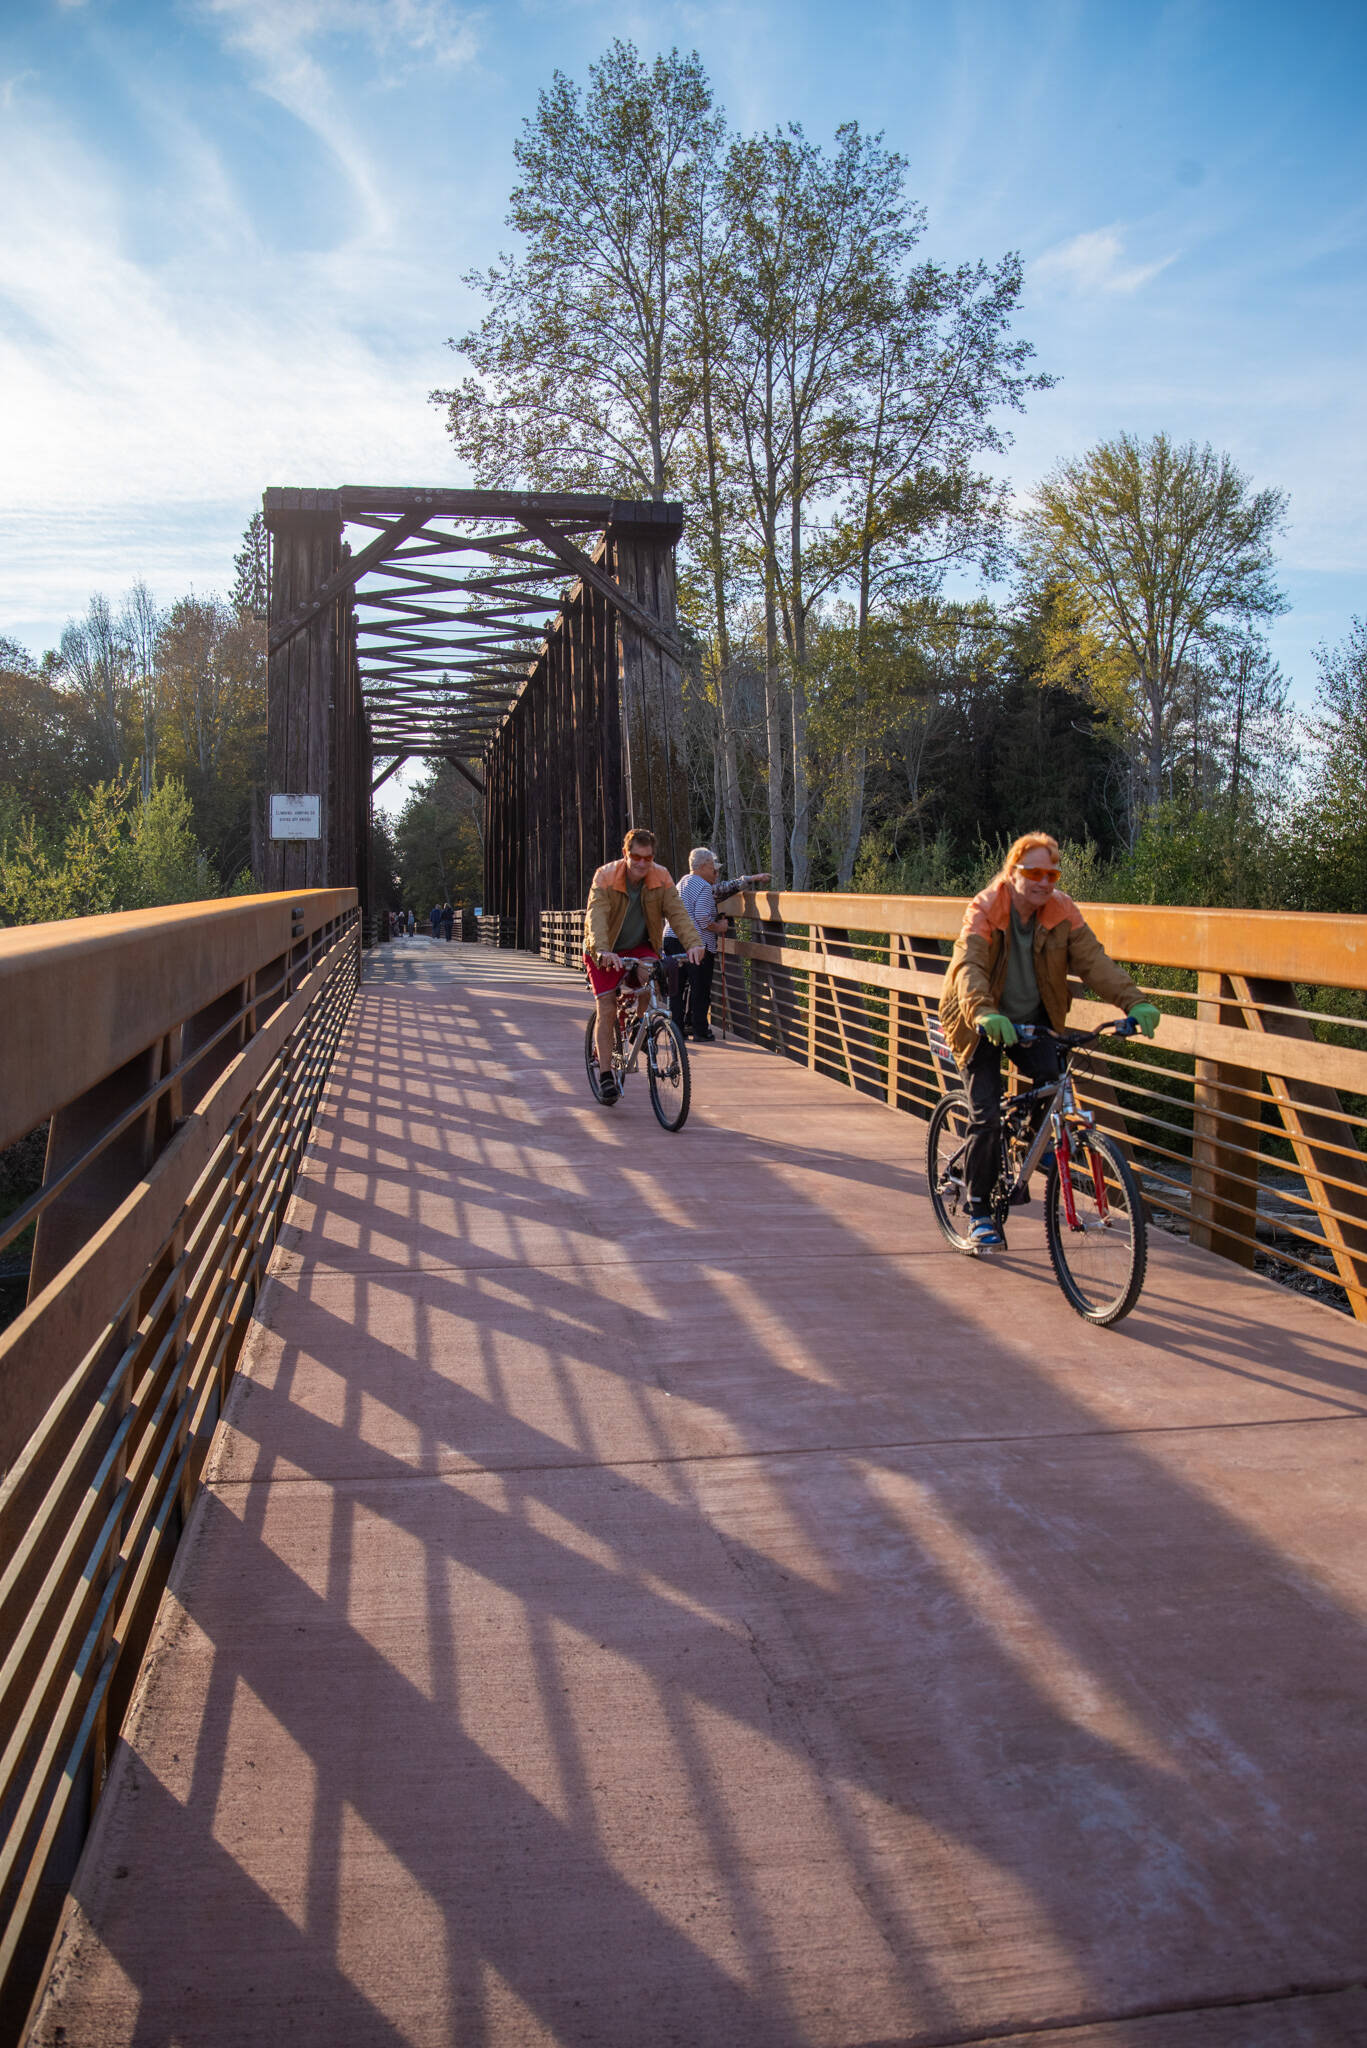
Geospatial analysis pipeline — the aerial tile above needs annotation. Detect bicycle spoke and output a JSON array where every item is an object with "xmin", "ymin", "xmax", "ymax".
[
  {"xmin": 926, "ymin": 1091, "xmax": 975, "ymax": 1248},
  {"xmin": 646, "ymin": 1016, "xmax": 690, "ymax": 1130},
  {"xmin": 1045, "ymin": 1132, "xmax": 1146, "ymax": 1324}
]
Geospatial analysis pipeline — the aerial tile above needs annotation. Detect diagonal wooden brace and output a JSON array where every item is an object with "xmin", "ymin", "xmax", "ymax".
[{"xmin": 518, "ymin": 515, "xmax": 682, "ymax": 663}]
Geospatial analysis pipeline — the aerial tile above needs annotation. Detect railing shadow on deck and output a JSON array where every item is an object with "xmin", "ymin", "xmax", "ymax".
[
  {"xmin": 0, "ymin": 889, "xmax": 359, "ymax": 2037},
  {"xmin": 30, "ymin": 946, "xmax": 1367, "ymax": 2044}
]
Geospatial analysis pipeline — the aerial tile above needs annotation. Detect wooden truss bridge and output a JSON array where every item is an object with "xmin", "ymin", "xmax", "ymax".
[{"xmin": 262, "ymin": 487, "xmax": 689, "ymax": 942}]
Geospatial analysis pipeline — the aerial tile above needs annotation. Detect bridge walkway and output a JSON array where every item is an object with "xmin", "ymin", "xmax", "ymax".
[{"xmin": 26, "ymin": 943, "xmax": 1367, "ymax": 2046}]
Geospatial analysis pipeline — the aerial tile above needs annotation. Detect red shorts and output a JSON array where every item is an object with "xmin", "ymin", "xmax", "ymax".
[{"xmin": 584, "ymin": 945, "xmax": 657, "ymax": 996}]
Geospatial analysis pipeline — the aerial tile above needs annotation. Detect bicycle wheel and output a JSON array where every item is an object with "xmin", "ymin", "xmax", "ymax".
[
  {"xmin": 583, "ymin": 1014, "xmax": 618, "ymax": 1106},
  {"xmin": 1044, "ymin": 1129, "xmax": 1147, "ymax": 1325},
  {"xmin": 646, "ymin": 1015, "xmax": 691, "ymax": 1130},
  {"xmin": 926, "ymin": 1090, "xmax": 975, "ymax": 1249}
]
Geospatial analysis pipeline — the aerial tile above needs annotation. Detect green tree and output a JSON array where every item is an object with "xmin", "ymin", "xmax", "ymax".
[
  {"xmin": 0, "ymin": 638, "xmax": 86, "ymax": 834},
  {"xmin": 128, "ymin": 777, "xmax": 217, "ymax": 906},
  {"xmin": 1022, "ymin": 433, "xmax": 1288, "ymax": 820},
  {"xmin": 433, "ymin": 41, "xmax": 722, "ymax": 495},
  {"xmin": 720, "ymin": 121, "xmax": 919, "ymax": 885},
  {"xmin": 232, "ymin": 510, "xmax": 270, "ymax": 623},
  {"xmin": 0, "ymin": 774, "xmax": 216, "ymax": 927},
  {"xmin": 826, "ymin": 256, "xmax": 1053, "ymax": 881},
  {"xmin": 59, "ymin": 594, "xmax": 132, "ymax": 779},
  {"xmin": 157, "ymin": 594, "xmax": 266, "ymax": 880},
  {"xmin": 393, "ymin": 765, "xmax": 484, "ymax": 913},
  {"xmin": 121, "ymin": 579, "xmax": 164, "ymax": 803},
  {"xmin": 1291, "ymin": 617, "xmax": 1367, "ymax": 910}
]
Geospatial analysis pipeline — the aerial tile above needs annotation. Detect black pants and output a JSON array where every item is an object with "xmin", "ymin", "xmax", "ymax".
[
  {"xmin": 663, "ymin": 941, "xmax": 716, "ymax": 1037},
  {"xmin": 962, "ymin": 1032, "xmax": 1060, "ymax": 1212}
]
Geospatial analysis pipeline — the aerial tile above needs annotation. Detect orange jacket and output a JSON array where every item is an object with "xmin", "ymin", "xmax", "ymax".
[
  {"xmin": 939, "ymin": 880, "xmax": 1142, "ymax": 1068},
  {"xmin": 585, "ymin": 859, "xmax": 702, "ymax": 960}
]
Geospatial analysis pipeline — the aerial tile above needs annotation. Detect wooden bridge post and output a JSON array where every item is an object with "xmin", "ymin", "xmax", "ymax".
[
  {"xmin": 263, "ymin": 492, "xmax": 359, "ymax": 892},
  {"xmin": 1190, "ymin": 971, "xmax": 1260, "ymax": 1266},
  {"xmin": 607, "ymin": 509, "xmax": 689, "ymax": 877}
]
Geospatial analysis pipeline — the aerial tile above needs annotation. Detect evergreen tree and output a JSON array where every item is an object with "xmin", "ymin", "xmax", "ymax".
[{"xmin": 231, "ymin": 511, "xmax": 270, "ymax": 623}]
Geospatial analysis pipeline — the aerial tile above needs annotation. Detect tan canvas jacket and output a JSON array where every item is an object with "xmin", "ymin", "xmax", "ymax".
[
  {"xmin": 585, "ymin": 859, "xmax": 702, "ymax": 960},
  {"xmin": 939, "ymin": 880, "xmax": 1142, "ymax": 1068}
]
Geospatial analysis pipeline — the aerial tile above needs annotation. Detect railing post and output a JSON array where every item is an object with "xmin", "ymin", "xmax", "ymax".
[
  {"xmin": 1190, "ymin": 971, "xmax": 1260, "ymax": 1265},
  {"xmin": 1232, "ymin": 974, "xmax": 1367, "ymax": 1316},
  {"xmin": 807, "ymin": 928, "xmax": 820, "ymax": 1071}
]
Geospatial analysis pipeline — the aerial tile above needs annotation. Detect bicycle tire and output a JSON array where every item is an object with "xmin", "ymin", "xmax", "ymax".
[
  {"xmin": 583, "ymin": 1014, "xmax": 619, "ymax": 1106},
  {"xmin": 926, "ymin": 1090, "xmax": 975, "ymax": 1249},
  {"xmin": 646, "ymin": 1015, "xmax": 691, "ymax": 1131},
  {"xmin": 1044, "ymin": 1129, "xmax": 1147, "ymax": 1325}
]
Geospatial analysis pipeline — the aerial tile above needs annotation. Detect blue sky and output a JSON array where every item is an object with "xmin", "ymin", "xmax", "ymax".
[{"xmin": 2, "ymin": 0, "xmax": 1363, "ymax": 741}]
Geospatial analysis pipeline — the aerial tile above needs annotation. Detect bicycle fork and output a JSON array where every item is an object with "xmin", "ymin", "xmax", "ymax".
[{"xmin": 1050, "ymin": 1113, "xmax": 1111, "ymax": 1234}]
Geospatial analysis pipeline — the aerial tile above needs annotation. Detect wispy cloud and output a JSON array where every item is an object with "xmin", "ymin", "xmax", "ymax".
[
  {"xmin": 199, "ymin": 0, "xmax": 481, "ymax": 87},
  {"xmin": 194, "ymin": 0, "xmax": 481, "ymax": 238},
  {"xmin": 1029, "ymin": 227, "xmax": 1176, "ymax": 298},
  {"xmin": 0, "ymin": 71, "xmax": 37, "ymax": 110}
]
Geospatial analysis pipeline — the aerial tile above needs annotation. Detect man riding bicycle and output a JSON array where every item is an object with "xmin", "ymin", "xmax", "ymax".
[
  {"xmin": 939, "ymin": 832, "xmax": 1160, "ymax": 1249},
  {"xmin": 585, "ymin": 827, "xmax": 704, "ymax": 1104}
]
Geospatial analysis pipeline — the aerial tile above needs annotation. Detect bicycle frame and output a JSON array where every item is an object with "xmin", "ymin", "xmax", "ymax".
[
  {"xmin": 610, "ymin": 962, "xmax": 670, "ymax": 1080},
  {"xmin": 997, "ymin": 1028, "xmax": 1132, "ymax": 1231}
]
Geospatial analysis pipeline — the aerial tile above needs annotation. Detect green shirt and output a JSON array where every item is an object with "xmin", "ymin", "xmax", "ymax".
[
  {"xmin": 617, "ymin": 877, "xmax": 648, "ymax": 952},
  {"xmin": 1000, "ymin": 904, "xmax": 1046, "ymax": 1025}
]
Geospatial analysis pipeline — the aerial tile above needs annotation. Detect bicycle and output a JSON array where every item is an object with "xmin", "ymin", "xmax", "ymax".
[
  {"xmin": 926, "ymin": 1017, "xmax": 1148, "ymax": 1326},
  {"xmin": 584, "ymin": 958, "xmax": 692, "ymax": 1131}
]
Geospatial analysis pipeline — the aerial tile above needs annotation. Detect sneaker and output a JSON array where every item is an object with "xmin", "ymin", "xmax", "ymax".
[
  {"xmin": 968, "ymin": 1216, "xmax": 1004, "ymax": 1249},
  {"xmin": 597, "ymin": 1071, "xmax": 620, "ymax": 1105}
]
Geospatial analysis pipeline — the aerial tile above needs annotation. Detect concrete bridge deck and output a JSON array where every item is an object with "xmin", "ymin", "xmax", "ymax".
[{"xmin": 27, "ymin": 943, "xmax": 1367, "ymax": 2047}]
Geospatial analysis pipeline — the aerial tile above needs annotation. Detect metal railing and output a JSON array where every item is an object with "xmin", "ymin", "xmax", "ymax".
[
  {"xmin": 538, "ymin": 896, "xmax": 1367, "ymax": 1320},
  {"xmin": 0, "ymin": 890, "xmax": 359, "ymax": 2035}
]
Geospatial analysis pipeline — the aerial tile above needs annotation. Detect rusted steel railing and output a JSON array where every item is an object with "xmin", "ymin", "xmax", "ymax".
[
  {"xmin": 537, "ymin": 896, "xmax": 1367, "ymax": 1320},
  {"xmin": 0, "ymin": 890, "xmax": 359, "ymax": 2035}
]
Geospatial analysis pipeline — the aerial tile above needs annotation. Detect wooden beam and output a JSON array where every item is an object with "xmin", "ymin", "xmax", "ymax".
[
  {"xmin": 325, "ymin": 486, "xmax": 685, "ymax": 534},
  {"xmin": 267, "ymin": 511, "xmax": 427, "ymax": 656},
  {"xmin": 444, "ymin": 755, "xmax": 487, "ymax": 796},
  {"xmin": 371, "ymin": 755, "xmax": 409, "ymax": 793},
  {"xmin": 519, "ymin": 516, "xmax": 682, "ymax": 662}
]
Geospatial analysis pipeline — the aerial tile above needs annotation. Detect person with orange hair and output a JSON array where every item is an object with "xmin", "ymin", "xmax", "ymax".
[{"xmin": 938, "ymin": 833, "xmax": 1160, "ymax": 1249}]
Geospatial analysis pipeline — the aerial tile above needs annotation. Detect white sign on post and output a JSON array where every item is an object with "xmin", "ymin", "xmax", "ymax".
[{"xmin": 269, "ymin": 793, "xmax": 321, "ymax": 841}]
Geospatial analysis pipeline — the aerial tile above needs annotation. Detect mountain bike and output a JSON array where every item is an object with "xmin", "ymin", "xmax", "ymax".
[
  {"xmin": 926, "ymin": 1018, "xmax": 1147, "ymax": 1325},
  {"xmin": 584, "ymin": 959, "xmax": 691, "ymax": 1131}
]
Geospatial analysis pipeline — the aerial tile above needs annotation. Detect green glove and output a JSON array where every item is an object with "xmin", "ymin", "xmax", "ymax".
[
  {"xmin": 1128, "ymin": 1002, "xmax": 1160, "ymax": 1038},
  {"xmin": 978, "ymin": 1011, "xmax": 1019, "ymax": 1048}
]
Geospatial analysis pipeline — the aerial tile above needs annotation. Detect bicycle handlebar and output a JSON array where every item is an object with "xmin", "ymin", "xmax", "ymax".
[{"xmin": 979, "ymin": 1015, "xmax": 1140, "ymax": 1048}]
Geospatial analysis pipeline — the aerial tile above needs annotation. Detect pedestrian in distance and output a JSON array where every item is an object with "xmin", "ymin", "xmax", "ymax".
[
  {"xmin": 663, "ymin": 850, "xmax": 769, "ymax": 1040},
  {"xmin": 406, "ymin": 908, "xmax": 415, "ymax": 937},
  {"xmin": 441, "ymin": 900, "xmax": 454, "ymax": 942}
]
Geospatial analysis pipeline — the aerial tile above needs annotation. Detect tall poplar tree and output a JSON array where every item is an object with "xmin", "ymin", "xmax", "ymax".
[{"xmin": 433, "ymin": 41, "xmax": 722, "ymax": 495}]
